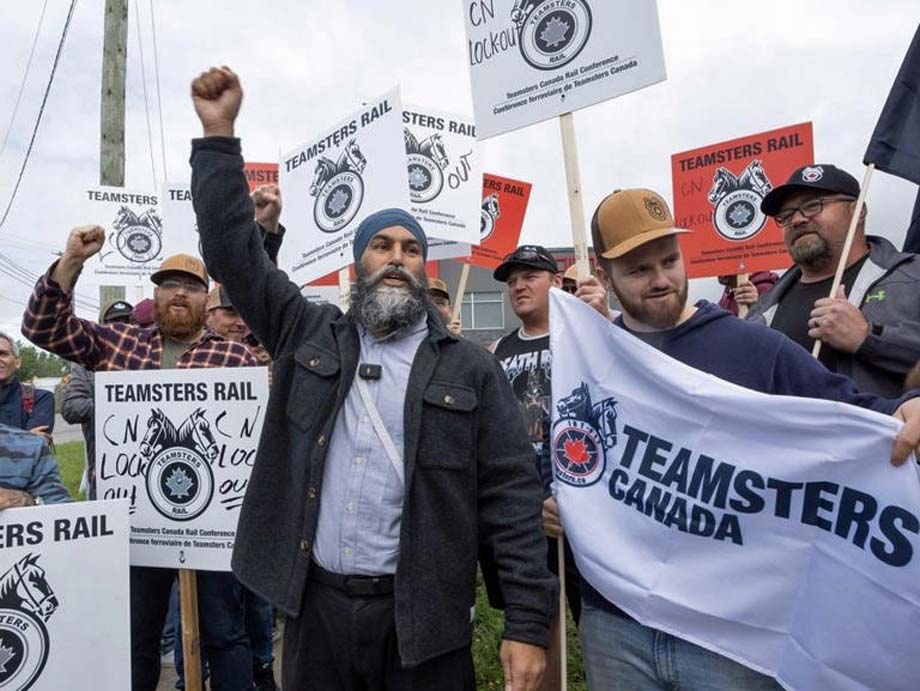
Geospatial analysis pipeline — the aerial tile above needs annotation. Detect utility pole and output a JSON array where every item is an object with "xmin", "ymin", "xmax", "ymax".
[{"xmin": 99, "ymin": 0, "xmax": 127, "ymax": 307}]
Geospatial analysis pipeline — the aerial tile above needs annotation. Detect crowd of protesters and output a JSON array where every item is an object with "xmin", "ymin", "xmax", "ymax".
[{"xmin": 0, "ymin": 64, "xmax": 918, "ymax": 691}]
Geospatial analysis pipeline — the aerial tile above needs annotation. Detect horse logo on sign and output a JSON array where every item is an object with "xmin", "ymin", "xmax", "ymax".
[
  {"xmin": 511, "ymin": 0, "xmax": 593, "ymax": 71},
  {"xmin": 0, "ymin": 554, "xmax": 58, "ymax": 691},
  {"xmin": 309, "ymin": 140, "xmax": 367, "ymax": 233},
  {"xmin": 404, "ymin": 128, "xmax": 450, "ymax": 204},
  {"xmin": 141, "ymin": 408, "xmax": 218, "ymax": 521},
  {"xmin": 480, "ymin": 193, "xmax": 501, "ymax": 242},
  {"xmin": 551, "ymin": 382, "xmax": 617, "ymax": 487},
  {"xmin": 113, "ymin": 206, "xmax": 163, "ymax": 263},
  {"xmin": 707, "ymin": 160, "xmax": 773, "ymax": 242}
]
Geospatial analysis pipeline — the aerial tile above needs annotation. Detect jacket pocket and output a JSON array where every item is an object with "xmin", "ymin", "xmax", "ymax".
[
  {"xmin": 417, "ymin": 382, "xmax": 477, "ymax": 470},
  {"xmin": 286, "ymin": 343, "xmax": 340, "ymax": 432}
]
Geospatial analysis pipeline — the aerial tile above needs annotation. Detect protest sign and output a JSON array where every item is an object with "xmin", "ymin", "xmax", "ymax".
[
  {"xmin": 0, "ymin": 501, "xmax": 130, "ymax": 690},
  {"xmin": 404, "ymin": 105, "xmax": 481, "ymax": 246},
  {"xmin": 550, "ymin": 289, "xmax": 920, "ymax": 691},
  {"xmin": 83, "ymin": 186, "xmax": 171, "ymax": 281},
  {"xmin": 671, "ymin": 122, "xmax": 814, "ymax": 278},
  {"xmin": 279, "ymin": 88, "xmax": 408, "ymax": 284},
  {"xmin": 95, "ymin": 368, "xmax": 269, "ymax": 571},
  {"xmin": 469, "ymin": 173, "xmax": 532, "ymax": 269},
  {"xmin": 464, "ymin": 0, "xmax": 667, "ymax": 139},
  {"xmin": 161, "ymin": 163, "xmax": 282, "ymax": 270}
]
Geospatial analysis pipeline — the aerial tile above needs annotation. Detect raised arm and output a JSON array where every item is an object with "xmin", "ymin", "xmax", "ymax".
[{"xmin": 190, "ymin": 66, "xmax": 337, "ymax": 358}]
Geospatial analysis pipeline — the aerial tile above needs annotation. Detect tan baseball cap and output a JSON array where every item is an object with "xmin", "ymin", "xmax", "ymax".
[
  {"xmin": 563, "ymin": 265, "xmax": 579, "ymax": 281},
  {"xmin": 591, "ymin": 189, "xmax": 690, "ymax": 259},
  {"xmin": 206, "ymin": 285, "xmax": 234, "ymax": 311},
  {"xmin": 428, "ymin": 277, "xmax": 450, "ymax": 300},
  {"xmin": 150, "ymin": 253, "xmax": 209, "ymax": 287}
]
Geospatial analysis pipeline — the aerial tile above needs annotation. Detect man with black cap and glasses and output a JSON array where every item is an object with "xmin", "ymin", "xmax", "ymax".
[
  {"xmin": 21, "ymin": 238, "xmax": 258, "ymax": 691},
  {"xmin": 188, "ymin": 64, "xmax": 555, "ymax": 691},
  {"xmin": 748, "ymin": 164, "xmax": 920, "ymax": 397}
]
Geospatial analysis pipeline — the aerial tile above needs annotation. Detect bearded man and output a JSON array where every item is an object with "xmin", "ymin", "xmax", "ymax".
[
  {"xmin": 21, "ymin": 244, "xmax": 257, "ymax": 691},
  {"xmin": 188, "ymin": 65, "xmax": 555, "ymax": 691}
]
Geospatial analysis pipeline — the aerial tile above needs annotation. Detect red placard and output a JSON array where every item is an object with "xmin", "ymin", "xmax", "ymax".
[
  {"xmin": 671, "ymin": 122, "xmax": 814, "ymax": 279},
  {"xmin": 243, "ymin": 162, "xmax": 279, "ymax": 192},
  {"xmin": 468, "ymin": 173, "xmax": 533, "ymax": 269}
]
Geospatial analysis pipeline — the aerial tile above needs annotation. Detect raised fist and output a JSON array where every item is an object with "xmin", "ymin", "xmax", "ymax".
[
  {"xmin": 251, "ymin": 184, "xmax": 282, "ymax": 233},
  {"xmin": 191, "ymin": 66, "xmax": 243, "ymax": 137},
  {"xmin": 64, "ymin": 225, "xmax": 105, "ymax": 261}
]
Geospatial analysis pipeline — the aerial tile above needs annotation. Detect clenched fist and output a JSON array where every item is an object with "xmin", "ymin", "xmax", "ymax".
[
  {"xmin": 64, "ymin": 225, "xmax": 105, "ymax": 261},
  {"xmin": 191, "ymin": 66, "xmax": 243, "ymax": 137},
  {"xmin": 251, "ymin": 184, "xmax": 282, "ymax": 233}
]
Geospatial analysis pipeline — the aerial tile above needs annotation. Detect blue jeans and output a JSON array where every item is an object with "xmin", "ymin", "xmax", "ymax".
[
  {"xmin": 243, "ymin": 587, "xmax": 274, "ymax": 665},
  {"xmin": 130, "ymin": 566, "xmax": 252, "ymax": 691},
  {"xmin": 579, "ymin": 600, "xmax": 783, "ymax": 691}
]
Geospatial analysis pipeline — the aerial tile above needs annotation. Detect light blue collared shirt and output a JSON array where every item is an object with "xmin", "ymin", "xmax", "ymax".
[{"xmin": 311, "ymin": 317, "xmax": 428, "ymax": 575}]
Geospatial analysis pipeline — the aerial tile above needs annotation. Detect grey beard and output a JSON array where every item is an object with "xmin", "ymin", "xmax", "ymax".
[{"xmin": 351, "ymin": 264, "xmax": 429, "ymax": 337}]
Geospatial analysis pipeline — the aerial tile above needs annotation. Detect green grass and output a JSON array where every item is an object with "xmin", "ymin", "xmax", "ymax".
[
  {"xmin": 54, "ymin": 440, "xmax": 86, "ymax": 501},
  {"xmin": 54, "ymin": 441, "xmax": 588, "ymax": 687}
]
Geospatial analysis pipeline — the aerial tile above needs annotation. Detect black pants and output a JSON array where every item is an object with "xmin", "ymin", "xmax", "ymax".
[{"xmin": 282, "ymin": 577, "xmax": 475, "ymax": 690}]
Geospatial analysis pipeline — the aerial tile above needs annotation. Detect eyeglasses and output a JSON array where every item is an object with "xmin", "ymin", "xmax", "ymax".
[
  {"xmin": 561, "ymin": 283, "xmax": 578, "ymax": 294},
  {"xmin": 158, "ymin": 278, "xmax": 206, "ymax": 294},
  {"xmin": 774, "ymin": 197, "xmax": 855, "ymax": 227},
  {"xmin": 503, "ymin": 247, "xmax": 553, "ymax": 263}
]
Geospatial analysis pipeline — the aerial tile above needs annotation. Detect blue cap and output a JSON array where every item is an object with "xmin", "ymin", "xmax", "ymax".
[{"xmin": 352, "ymin": 208, "xmax": 428, "ymax": 263}]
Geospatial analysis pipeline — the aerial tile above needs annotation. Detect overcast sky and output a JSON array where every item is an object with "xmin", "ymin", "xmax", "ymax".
[{"xmin": 0, "ymin": 0, "xmax": 917, "ymax": 338}]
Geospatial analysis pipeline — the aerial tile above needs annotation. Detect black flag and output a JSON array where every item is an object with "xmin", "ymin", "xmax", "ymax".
[
  {"xmin": 864, "ymin": 26, "xmax": 920, "ymax": 184},
  {"xmin": 904, "ymin": 190, "xmax": 920, "ymax": 254}
]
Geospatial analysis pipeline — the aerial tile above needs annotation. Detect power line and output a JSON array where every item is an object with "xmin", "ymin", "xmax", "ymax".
[
  {"xmin": 0, "ymin": 0, "xmax": 79, "ymax": 232},
  {"xmin": 0, "ymin": 0, "xmax": 50, "ymax": 164},
  {"xmin": 149, "ymin": 0, "xmax": 168, "ymax": 181},
  {"xmin": 133, "ymin": 0, "xmax": 158, "ymax": 187}
]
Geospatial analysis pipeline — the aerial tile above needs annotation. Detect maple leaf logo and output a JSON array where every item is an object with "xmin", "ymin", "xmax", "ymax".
[
  {"xmin": 327, "ymin": 188, "xmax": 350, "ymax": 215},
  {"xmin": 540, "ymin": 16, "xmax": 570, "ymax": 49},
  {"xmin": 728, "ymin": 203, "xmax": 752, "ymax": 226},
  {"xmin": 0, "ymin": 643, "xmax": 16, "ymax": 673},
  {"xmin": 165, "ymin": 468, "xmax": 194, "ymax": 499},
  {"xmin": 564, "ymin": 438, "xmax": 590, "ymax": 465}
]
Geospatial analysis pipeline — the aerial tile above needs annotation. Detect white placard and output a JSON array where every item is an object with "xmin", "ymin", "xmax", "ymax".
[
  {"xmin": 464, "ymin": 0, "xmax": 667, "ymax": 139},
  {"xmin": 403, "ymin": 105, "xmax": 481, "ymax": 245},
  {"xmin": 279, "ymin": 88, "xmax": 409, "ymax": 284},
  {"xmin": 300, "ymin": 285, "xmax": 341, "ymax": 306},
  {"xmin": 160, "ymin": 182, "xmax": 203, "ymax": 259},
  {"xmin": 0, "ymin": 501, "xmax": 130, "ymax": 690},
  {"xmin": 95, "ymin": 368, "xmax": 269, "ymax": 571},
  {"xmin": 82, "ymin": 186, "xmax": 197, "ymax": 281}
]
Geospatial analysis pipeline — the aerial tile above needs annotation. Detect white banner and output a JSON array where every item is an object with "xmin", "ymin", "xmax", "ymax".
[
  {"xmin": 549, "ymin": 290, "xmax": 920, "ymax": 691},
  {"xmin": 279, "ymin": 88, "xmax": 409, "ymax": 284},
  {"xmin": 403, "ymin": 105, "xmax": 481, "ymax": 245},
  {"xmin": 464, "ymin": 0, "xmax": 667, "ymax": 139},
  {"xmin": 0, "ymin": 501, "xmax": 130, "ymax": 690},
  {"xmin": 82, "ymin": 186, "xmax": 197, "ymax": 282},
  {"xmin": 95, "ymin": 368, "xmax": 269, "ymax": 571}
]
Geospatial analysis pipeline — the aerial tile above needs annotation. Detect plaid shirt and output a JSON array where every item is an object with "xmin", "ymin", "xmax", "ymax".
[{"xmin": 22, "ymin": 269, "xmax": 257, "ymax": 371}]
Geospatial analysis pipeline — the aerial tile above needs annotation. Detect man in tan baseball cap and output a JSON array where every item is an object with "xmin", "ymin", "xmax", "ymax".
[
  {"xmin": 590, "ymin": 188, "xmax": 692, "ymax": 332},
  {"xmin": 428, "ymin": 277, "xmax": 462, "ymax": 336}
]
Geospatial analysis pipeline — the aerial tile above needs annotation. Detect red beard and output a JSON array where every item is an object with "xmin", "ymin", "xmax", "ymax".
[{"xmin": 154, "ymin": 298, "xmax": 207, "ymax": 339}]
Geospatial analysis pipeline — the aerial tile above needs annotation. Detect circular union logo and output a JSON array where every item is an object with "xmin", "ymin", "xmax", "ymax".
[
  {"xmin": 116, "ymin": 225, "xmax": 161, "ymax": 263},
  {"xmin": 314, "ymin": 171, "xmax": 365, "ymax": 233},
  {"xmin": 644, "ymin": 196, "xmax": 668, "ymax": 222},
  {"xmin": 713, "ymin": 189, "xmax": 768, "ymax": 242},
  {"xmin": 407, "ymin": 154, "xmax": 444, "ymax": 204},
  {"xmin": 0, "ymin": 608, "xmax": 48, "ymax": 691},
  {"xmin": 552, "ymin": 419, "xmax": 604, "ymax": 487},
  {"xmin": 145, "ymin": 446, "xmax": 214, "ymax": 521},
  {"xmin": 518, "ymin": 0, "xmax": 593, "ymax": 71},
  {"xmin": 480, "ymin": 208, "xmax": 497, "ymax": 242},
  {"xmin": 800, "ymin": 165, "xmax": 824, "ymax": 182}
]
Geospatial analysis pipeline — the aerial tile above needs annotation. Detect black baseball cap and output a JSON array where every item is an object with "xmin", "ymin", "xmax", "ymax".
[
  {"xmin": 100, "ymin": 300, "xmax": 133, "ymax": 323},
  {"xmin": 760, "ymin": 164, "xmax": 860, "ymax": 216},
  {"xmin": 493, "ymin": 245, "xmax": 559, "ymax": 282}
]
